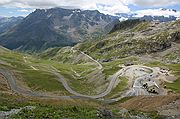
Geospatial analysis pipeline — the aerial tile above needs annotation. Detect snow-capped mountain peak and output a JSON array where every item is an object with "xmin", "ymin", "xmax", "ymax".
[{"xmin": 116, "ymin": 8, "xmax": 180, "ymax": 22}]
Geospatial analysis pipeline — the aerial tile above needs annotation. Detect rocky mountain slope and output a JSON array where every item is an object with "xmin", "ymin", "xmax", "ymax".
[
  {"xmin": 0, "ymin": 8, "xmax": 117, "ymax": 51},
  {"xmin": 0, "ymin": 16, "xmax": 23, "ymax": 33},
  {"xmin": 75, "ymin": 19, "xmax": 180, "ymax": 62},
  {"xmin": 38, "ymin": 19, "xmax": 180, "ymax": 65}
]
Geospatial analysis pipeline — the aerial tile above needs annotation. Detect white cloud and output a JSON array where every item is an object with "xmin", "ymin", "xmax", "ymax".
[
  {"xmin": 134, "ymin": 8, "xmax": 180, "ymax": 17},
  {"xmin": 17, "ymin": 9, "xmax": 29, "ymax": 12},
  {"xmin": 94, "ymin": 0, "xmax": 130, "ymax": 15},
  {"xmin": 124, "ymin": 0, "xmax": 180, "ymax": 7},
  {"xmin": 0, "ymin": 0, "xmax": 180, "ymax": 16},
  {"xmin": 0, "ymin": 0, "xmax": 130, "ymax": 15},
  {"xmin": 0, "ymin": 0, "xmax": 11, "ymax": 4}
]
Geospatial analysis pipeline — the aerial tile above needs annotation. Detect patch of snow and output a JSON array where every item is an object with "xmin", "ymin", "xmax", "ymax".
[
  {"xmin": 47, "ymin": 14, "xmax": 52, "ymax": 18},
  {"xmin": 63, "ymin": 14, "xmax": 73, "ymax": 20},
  {"xmin": 77, "ymin": 10, "xmax": 81, "ymax": 13},
  {"xmin": 119, "ymin": 17, "xmax": 128, "ymax": 21},
  {"xmin": 176, "ymin": 17, "xmax": 180, "ymax": 20},
  {"xmin": 72, "ymin": 10, "xmax": 81, "ymax": 13}
]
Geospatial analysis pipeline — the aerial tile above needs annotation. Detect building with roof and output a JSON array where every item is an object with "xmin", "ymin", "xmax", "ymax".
[{"xmin": 142, "ymin": 81, "xmax": 159, "ymax": 94}]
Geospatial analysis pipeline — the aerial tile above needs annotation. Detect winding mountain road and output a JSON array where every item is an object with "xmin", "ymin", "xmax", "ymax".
[
  {"xmin": 0, "ymin": 64, "xmax": 160, "ymax": 100},
  {"xmin": 0, "ymin": 49, "xmax": 160, "ymax": 100},
  {"xmin": 50, "ymin": 65, "xmax": 124, "ymax": 99},
  {"xmin": 0, "ymin": 65, "xmax": 121, "ymax": 99},
  {"xmin": 0, "ymin": 68, "xmax": 84, "ymax": 99}
]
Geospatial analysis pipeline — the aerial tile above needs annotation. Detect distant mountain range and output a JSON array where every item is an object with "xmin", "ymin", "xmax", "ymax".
[
  {"xmin": 117, "ymin": 14, "xmax": 177, "ymax": 22},
  {"xmin": 0, "ymin": 8, "xmax": 117, "ymax": 51},
  {"xmin": 116, "ymin": 8, "xmax": 179, "ymax": 22},
  {"xmin": 0, "ymin": 8, "xmax": 179, "ymax": 52}
]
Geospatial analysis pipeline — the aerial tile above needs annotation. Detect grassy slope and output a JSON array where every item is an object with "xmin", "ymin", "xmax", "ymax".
[
  {"xmin": 0, "ymin": 47, "xmax": 100, "ymax": 95},
  {"xmin": 10, "ymin": 105, "xmax": 99, "ymax": 119},
  {"xmin": 166, "ymin": 64, "xmax": 180, "ymax": 93},
  {"xmin": 106, "ymin": 77, "xmax": 128, "ymax": 98},
  {"xmin": 37, "ymin": 47, "xmax": 61, "ymax": 59},
  {"xmin": 0, "ymin": 51, "xmax": 68, "ymax": 93},
  {"xmin": 36, "ymin": 59, "xmax": 99, "ymax": 95},
  {"xmin": 0, "ymin": 92, "xmax": 162, "ymax": 119},
  {"xmin": 21, "ymin": 70, "xmax": 67, "ymax": 92},
  {"xmin": 102, "ymin": 57, "xmax": 138, "ymax": 77},
  {"xmin": 0, "ymin": 92, "xmax": 101, "ymax": 119}
]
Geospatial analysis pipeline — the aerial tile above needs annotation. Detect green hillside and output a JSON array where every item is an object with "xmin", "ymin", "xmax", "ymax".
[{"xmin": 0, "ymin": 19, "xmax": 180, "ymax": 119}]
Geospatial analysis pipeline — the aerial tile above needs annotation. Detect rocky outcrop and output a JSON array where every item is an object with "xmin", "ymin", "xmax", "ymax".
[{"xmin": 110, "ymin": 19, "xmax": 144, "ymax": 33}]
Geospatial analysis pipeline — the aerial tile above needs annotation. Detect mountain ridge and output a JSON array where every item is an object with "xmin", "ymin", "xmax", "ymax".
[
  {"xmin": 0, "ymin": 7, "xmax": 117, "ymax": 51},
  {"xmin": 116, "ymin": 8, "xmax": 180, "ymax": 22},
  {"xmin": 0, "ymin": 7, "xmax": 180, "ymax": 52}
]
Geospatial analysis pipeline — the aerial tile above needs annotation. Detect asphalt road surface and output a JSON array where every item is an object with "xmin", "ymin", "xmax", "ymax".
[
  {"xmin": 0, "ymin": 68, "xmax": 85, "ymax": 100},
  {"xmin": 0, "ymin": 65, "xmax": 160, "ymax": 100},
  {"xmin": 0, "ymin": 48, "xmax": 161, "ymax": 101}
]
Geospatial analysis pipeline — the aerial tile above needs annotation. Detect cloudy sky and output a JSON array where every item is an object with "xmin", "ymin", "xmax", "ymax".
[{"xmin": 0, "ymin": 0, "xmax": 180, "ymax": 17}]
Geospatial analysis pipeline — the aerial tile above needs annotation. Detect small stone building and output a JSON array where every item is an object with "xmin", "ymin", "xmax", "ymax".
[{"xmin": 143, "ymin": 81, "xmax": 159, "ymax": 94}]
